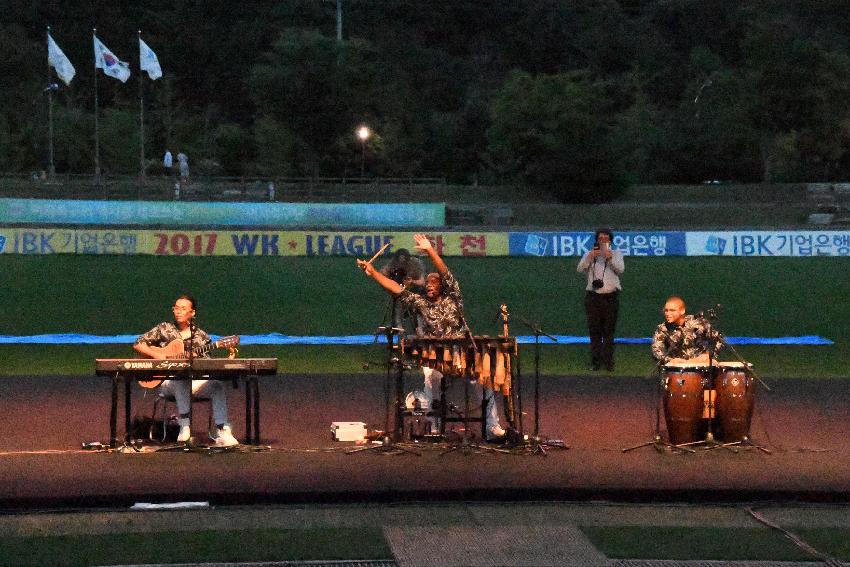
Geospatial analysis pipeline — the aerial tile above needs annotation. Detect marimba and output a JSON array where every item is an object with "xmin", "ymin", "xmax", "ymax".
[{"xmin": 402, "ymin": 335, "xmax": 518, "ymax": 436}]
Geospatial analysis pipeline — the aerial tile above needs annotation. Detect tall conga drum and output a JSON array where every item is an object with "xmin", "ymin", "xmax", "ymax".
[
  {"xmin": 663, "ymin": 362, "xmax": 710, "ymax": 445},
  {"xmin": 713, "ymin": 361, "xmax": 755, "ymax": 442}
]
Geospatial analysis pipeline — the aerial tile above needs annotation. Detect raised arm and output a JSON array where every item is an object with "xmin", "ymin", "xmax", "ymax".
[
  {"xmin": 414, "ymin": 234, "xmax": 448, "ymax": 276},
  {"xmin": 357, "ymin": 259, "xmax": 402, "ymax": 295}
]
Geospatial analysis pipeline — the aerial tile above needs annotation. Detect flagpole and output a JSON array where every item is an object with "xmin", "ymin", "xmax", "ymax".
[
  {"xmin": 93, "ymin": 28, "xmax": 101, "ymax": 186},
  {"xmin": 46, "ymin": 26, "xmax": 55, "ymax": 180},
  {"xmin": 138, "ymin": 30, "xmax": 146, "ymax": 184}
]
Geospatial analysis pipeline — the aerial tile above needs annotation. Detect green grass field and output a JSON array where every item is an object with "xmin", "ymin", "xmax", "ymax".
[
  {"xmin": 1, "ymin": 255, "xmax": 847, "ymax": 377},
  {"xmin": 2, "ymin": 525, "xmax": 848, "ymax": 566},
  {"xmin": 0, "ymin": 528, "xmax": 391, "ymax": 567},
  {"xmin": 581, "ymin": 526, "xmax": 850, "ymax": 562}
]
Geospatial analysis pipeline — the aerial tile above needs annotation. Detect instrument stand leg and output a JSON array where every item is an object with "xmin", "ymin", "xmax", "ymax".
[
  {"xmin": 719, "ymin": 435, "xmax": 771, "ymax": 454},
  {"xmin": 691, "ymin": 378, "xmax": 739, "ymax": 454},
  {"xmin": 440, "ymin": 377, "xmax": 507, "ymax": 455},
  {"xmin": 516, "ymin": 329, "xmax": 567, "ymax": 456},
  {"xmin": 622, "ymin": 366, "xmax": 693, "ymax": 454},
  {"xmin": 348, "ymin": 325, "xmax": 419, "ymax": 456}
]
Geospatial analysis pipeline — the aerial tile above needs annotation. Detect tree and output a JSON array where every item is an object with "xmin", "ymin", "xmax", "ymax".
[
  {"xmin": 487, "ymin": 70, "xmax": 626, "ymax": 202},
  {"xmin": 249, "ymin": 29, "xmax": 383, "ymax": 177},
  {"xmin": 741, "ymin": 10, "xmax": 850, "ymax": 182}
]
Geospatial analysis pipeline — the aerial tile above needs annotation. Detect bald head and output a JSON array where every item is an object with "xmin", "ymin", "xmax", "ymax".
[{"xmin": 663, "ymin": 296, "xmax": 686, "ymax": 326}]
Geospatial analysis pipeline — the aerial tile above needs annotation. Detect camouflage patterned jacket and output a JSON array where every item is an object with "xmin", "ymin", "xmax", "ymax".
[
  {"xmin": 135, "ymin": 322, "xmax": 212, "ymax": 357},
  {"xmin": 398, "ymin": 270, "xmax": 465, "ymax": 338},
  {"xmin": 651, "ymin": 315, "xmax": 723, "ymax": 362}
]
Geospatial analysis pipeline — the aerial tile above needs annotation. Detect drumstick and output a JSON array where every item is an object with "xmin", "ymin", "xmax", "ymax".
[{"xmin": 364, "ymin": 242, "xmax": 390, "ymax": 266}]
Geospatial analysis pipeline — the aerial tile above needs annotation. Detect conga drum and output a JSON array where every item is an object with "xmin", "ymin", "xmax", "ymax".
[
  {"xmin": 663, "ymin": 362, "xmax": 710, "ymax": 445},
  {"xmin": 713, "ymin": 361, "xmax": 755, "ymax": 442}
]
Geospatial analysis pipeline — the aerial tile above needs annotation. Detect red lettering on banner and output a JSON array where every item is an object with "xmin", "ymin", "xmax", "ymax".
[
  {"xmin": 205, "ymin": 233, "xmax": 217, "ymax": 254},
  {"xmin": 423, "ymin": 234, "xmax": 445, "ymax": 256},
  {"xmin": 460, "ymin": 235, "xmax": 486, "ymax": 256},
  {"xmin": 154, "ymin": 233, "xmax": 168, "ymax": 255},
  {"xmin": 171, "ymin": 234, "xmax": 190, "ymax": 255}
]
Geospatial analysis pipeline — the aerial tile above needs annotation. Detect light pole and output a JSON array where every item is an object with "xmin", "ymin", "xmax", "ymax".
[{"xmin": 357, "ymin": 125, "xmax": 370, "ymax": 178}]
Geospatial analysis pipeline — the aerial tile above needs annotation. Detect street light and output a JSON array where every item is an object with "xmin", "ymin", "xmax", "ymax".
[{"xmin": 357, "ymin": 125, "xmax": 370, "ymax": 178}]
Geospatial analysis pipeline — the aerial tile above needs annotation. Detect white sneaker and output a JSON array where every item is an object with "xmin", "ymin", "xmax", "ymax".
[
  {"xmin": 487, "ymin": 424, "xmax": 506, "ymax": 441},
  {"xmin": 214, "ymin": 426, "xmax": 239, "ymax": 447},
  {"xmin": 176, "ymin": 419, "xmax": 191, "ymax": 443}
]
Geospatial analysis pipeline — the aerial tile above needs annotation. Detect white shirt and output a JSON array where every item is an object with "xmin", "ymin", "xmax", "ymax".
[{"xmin": 576, "ymin": 249, "xmax": 624, "ymax": 293}]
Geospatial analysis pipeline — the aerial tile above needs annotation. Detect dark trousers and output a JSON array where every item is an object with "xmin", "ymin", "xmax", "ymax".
[{"xmin": 584, "ymin": 290, "xmax": 619, "ymax": 369}]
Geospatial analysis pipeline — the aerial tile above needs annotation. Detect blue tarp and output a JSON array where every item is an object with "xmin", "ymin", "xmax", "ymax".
[{"xmin": 0, "ymin": 333, "xmax": 833, "ymax": 346}]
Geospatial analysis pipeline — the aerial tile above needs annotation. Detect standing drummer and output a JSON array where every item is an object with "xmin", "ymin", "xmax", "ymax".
[
  {"xmin": 357, "ymin": 234, "xmax": 506, "ymax": 441},
  {"xmin": 651, "ymin": 296, "xmax": 723, "ymax": 364}
]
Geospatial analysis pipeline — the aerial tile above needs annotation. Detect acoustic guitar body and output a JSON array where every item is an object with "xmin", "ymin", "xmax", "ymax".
[{"xmin": 136, "ymin": 336, "xmax": 240, "ymax": 389}]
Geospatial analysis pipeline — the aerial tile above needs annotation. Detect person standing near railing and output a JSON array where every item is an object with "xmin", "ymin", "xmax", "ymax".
[
  {"xmin": 177, "ymin": 151, "xmax": 189, "ymax": 181},
  {"xmin": 163, "ymin": 150, "xmax": 173, "ymax": 177}
]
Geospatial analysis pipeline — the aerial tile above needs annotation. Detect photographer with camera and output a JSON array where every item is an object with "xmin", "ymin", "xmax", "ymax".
[
  {"xmin": 380, "ymin": 248, "xmax": 426, "ymax": 332},
  {"xmin": 577, "ymin": 228, "xmax": 624, "ymax": 371}
]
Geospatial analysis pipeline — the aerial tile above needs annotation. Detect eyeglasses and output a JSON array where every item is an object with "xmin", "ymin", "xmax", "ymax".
[{"xmin": 172, "ymin": 306, "xmax": 192, "ymax": 312}]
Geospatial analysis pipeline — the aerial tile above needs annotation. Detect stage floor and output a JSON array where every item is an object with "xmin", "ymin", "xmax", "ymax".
[{"xmin": 1, "ymin": 372, "xmax": 848, "ymax": 509}]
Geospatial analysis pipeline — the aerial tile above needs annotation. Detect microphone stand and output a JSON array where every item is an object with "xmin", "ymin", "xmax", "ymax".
[
  {"xmin": 441, "ymin": 315, "xmax": 505, "ymax": 455},
  {"xmin": 702, "ymin": 309, "xmax": 770, "ymax": 454},
  {"xmin": 188, "ymin": 318, "xmax": 196, "ymax": 366},
  {"xmin": 623, "ymin": 331, "xmax": 694, "ymax": 454},
  {"xmin": 513, "ymin": 314, "xmax": 567, "ymax": 455},
  {"xmin": 348, "ymin": 299, "xmax": 419, "ymax": 456},
  {"xmin": 622, "ymin": 358, "xmax": 689, "ymax": 453}
]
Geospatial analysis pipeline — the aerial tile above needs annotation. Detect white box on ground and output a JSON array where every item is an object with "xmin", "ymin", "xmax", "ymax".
[{"xmin": 331, "ymin": 421, "xmax": 367, "ymax": 442}]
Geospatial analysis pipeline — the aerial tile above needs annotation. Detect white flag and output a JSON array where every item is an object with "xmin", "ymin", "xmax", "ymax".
[
  {"xmin": 139, "ymin": 37, "xmax": 162, "ymax": 80},
  {"xmin": 93, "ymin": 35, "xmax": 131, "ymax": 83},
  {"xmin": 48, "ymin": 33, "xmax": 75, "ymax": 85}
]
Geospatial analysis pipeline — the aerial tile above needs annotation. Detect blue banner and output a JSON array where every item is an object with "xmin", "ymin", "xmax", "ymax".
[
  {"xmin": 509, "ymin": 231, "xmax": 686, "ymax": 257},
  {"xmin": 0, "ymin": 198, "xmax": 445, "ymax": 228},
  {"xmin": 0, "ymin": 333, "xmax": 833, "ymax": 345},
  {"xmin": 687, "ymin": 231, "xmax": 850, "ymax": 256}
]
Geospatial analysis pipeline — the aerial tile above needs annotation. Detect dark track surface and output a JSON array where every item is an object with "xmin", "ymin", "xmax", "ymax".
[{"xmin": 1, "ymin": 371, "xmax": 847, "ymax": 510}]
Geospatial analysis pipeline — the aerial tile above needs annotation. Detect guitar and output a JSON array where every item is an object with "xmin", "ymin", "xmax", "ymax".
[{"xmin": 137, "ymin": 335, "xmax": 241, "ymax": 388}]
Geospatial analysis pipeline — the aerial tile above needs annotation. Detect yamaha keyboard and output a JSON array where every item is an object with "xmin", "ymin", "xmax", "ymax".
[
  {"xmin": 96, "ymin": 357, "xmax": 277, "ymax": 447},
  {"xmin": 96, "ymin": 357, "xmax": 278, "ymax": 376}
]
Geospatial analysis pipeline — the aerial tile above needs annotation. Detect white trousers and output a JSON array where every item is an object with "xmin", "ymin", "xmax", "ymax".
[{"xmin": 421, "ymin": 366, "xmax": 500, "ymax": 432}]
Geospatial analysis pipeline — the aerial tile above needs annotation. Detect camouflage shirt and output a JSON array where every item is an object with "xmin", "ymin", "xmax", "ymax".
[
  {"xmin": 135, "ymin": 322, "xmax": 212, "ymax": 357},
  {"xmin": 398, "ymin": 270, "xmax": 465, "ymax": 338},
  {"xmin": 651, "ymin": 315, "xmax": 723, "ymax": 362}
]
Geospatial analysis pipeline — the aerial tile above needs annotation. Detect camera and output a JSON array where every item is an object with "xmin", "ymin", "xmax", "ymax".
[
  {"xmin": 388, "ymin": 268, "xmax": 407, "ymax": 284},
  {"xmin": 592, "ymin": 279, "xmax": 604, "ymax": 289}
]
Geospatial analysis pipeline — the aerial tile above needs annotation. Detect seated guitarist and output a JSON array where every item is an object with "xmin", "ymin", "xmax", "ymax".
[{"xmin": 133, "ymin": 295, "xmax": 239, "ymax": 447}]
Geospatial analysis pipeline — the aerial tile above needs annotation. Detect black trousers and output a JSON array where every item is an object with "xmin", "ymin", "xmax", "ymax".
[{"xmin": 584, "ymin": 290, "xmax": 619, "ymax": 369}]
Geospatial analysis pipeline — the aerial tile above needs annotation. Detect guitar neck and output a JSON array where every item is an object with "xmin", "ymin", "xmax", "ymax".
[{"xmin": 187, "ymin": 339, "xmax": 219, "ymax": 358}]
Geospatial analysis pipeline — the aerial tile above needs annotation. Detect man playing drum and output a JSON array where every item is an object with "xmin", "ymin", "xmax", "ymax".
[
  {"xmin": 651, "ymin": 296, "xmax": 723, "ymax": 364},
  {"xmin": 357, "ymin": 234, "xmax": 506, "ymax": 441}
]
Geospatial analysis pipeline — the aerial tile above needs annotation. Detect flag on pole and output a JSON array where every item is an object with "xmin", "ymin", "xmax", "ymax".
[
  {"xmin": 48, "ymin": 33, "xmax": 76, "ymax": 85},
  {"xmin": 139, "ymin": 37, "xmax": 162, "ymax": 80},
  {"xmin": 93, "ymin": 35, "xmax": 131, "ymax": 83}
]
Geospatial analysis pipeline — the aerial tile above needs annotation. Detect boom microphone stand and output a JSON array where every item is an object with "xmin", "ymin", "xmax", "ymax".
[
  {"xmin": 441, "ymin": 316, "xmax": 506, "ymax": 455},
  {"xmin": 678, "ymin": 311, "xmax": 738, "ymax": 452},
  {"xmin": 348, "ymin": 301, "xmax": 419, "ymax": 456},
  {"xmin": 621, "ymin": 359, "xmax": 687, "ymax": 453},
  {"xmin": 702, "ymin": 308, "xmax": 770, "ymax": 454},
  {"xmin": 514, "ymin": 314, "xmax": 567, "ymax": 455}
]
